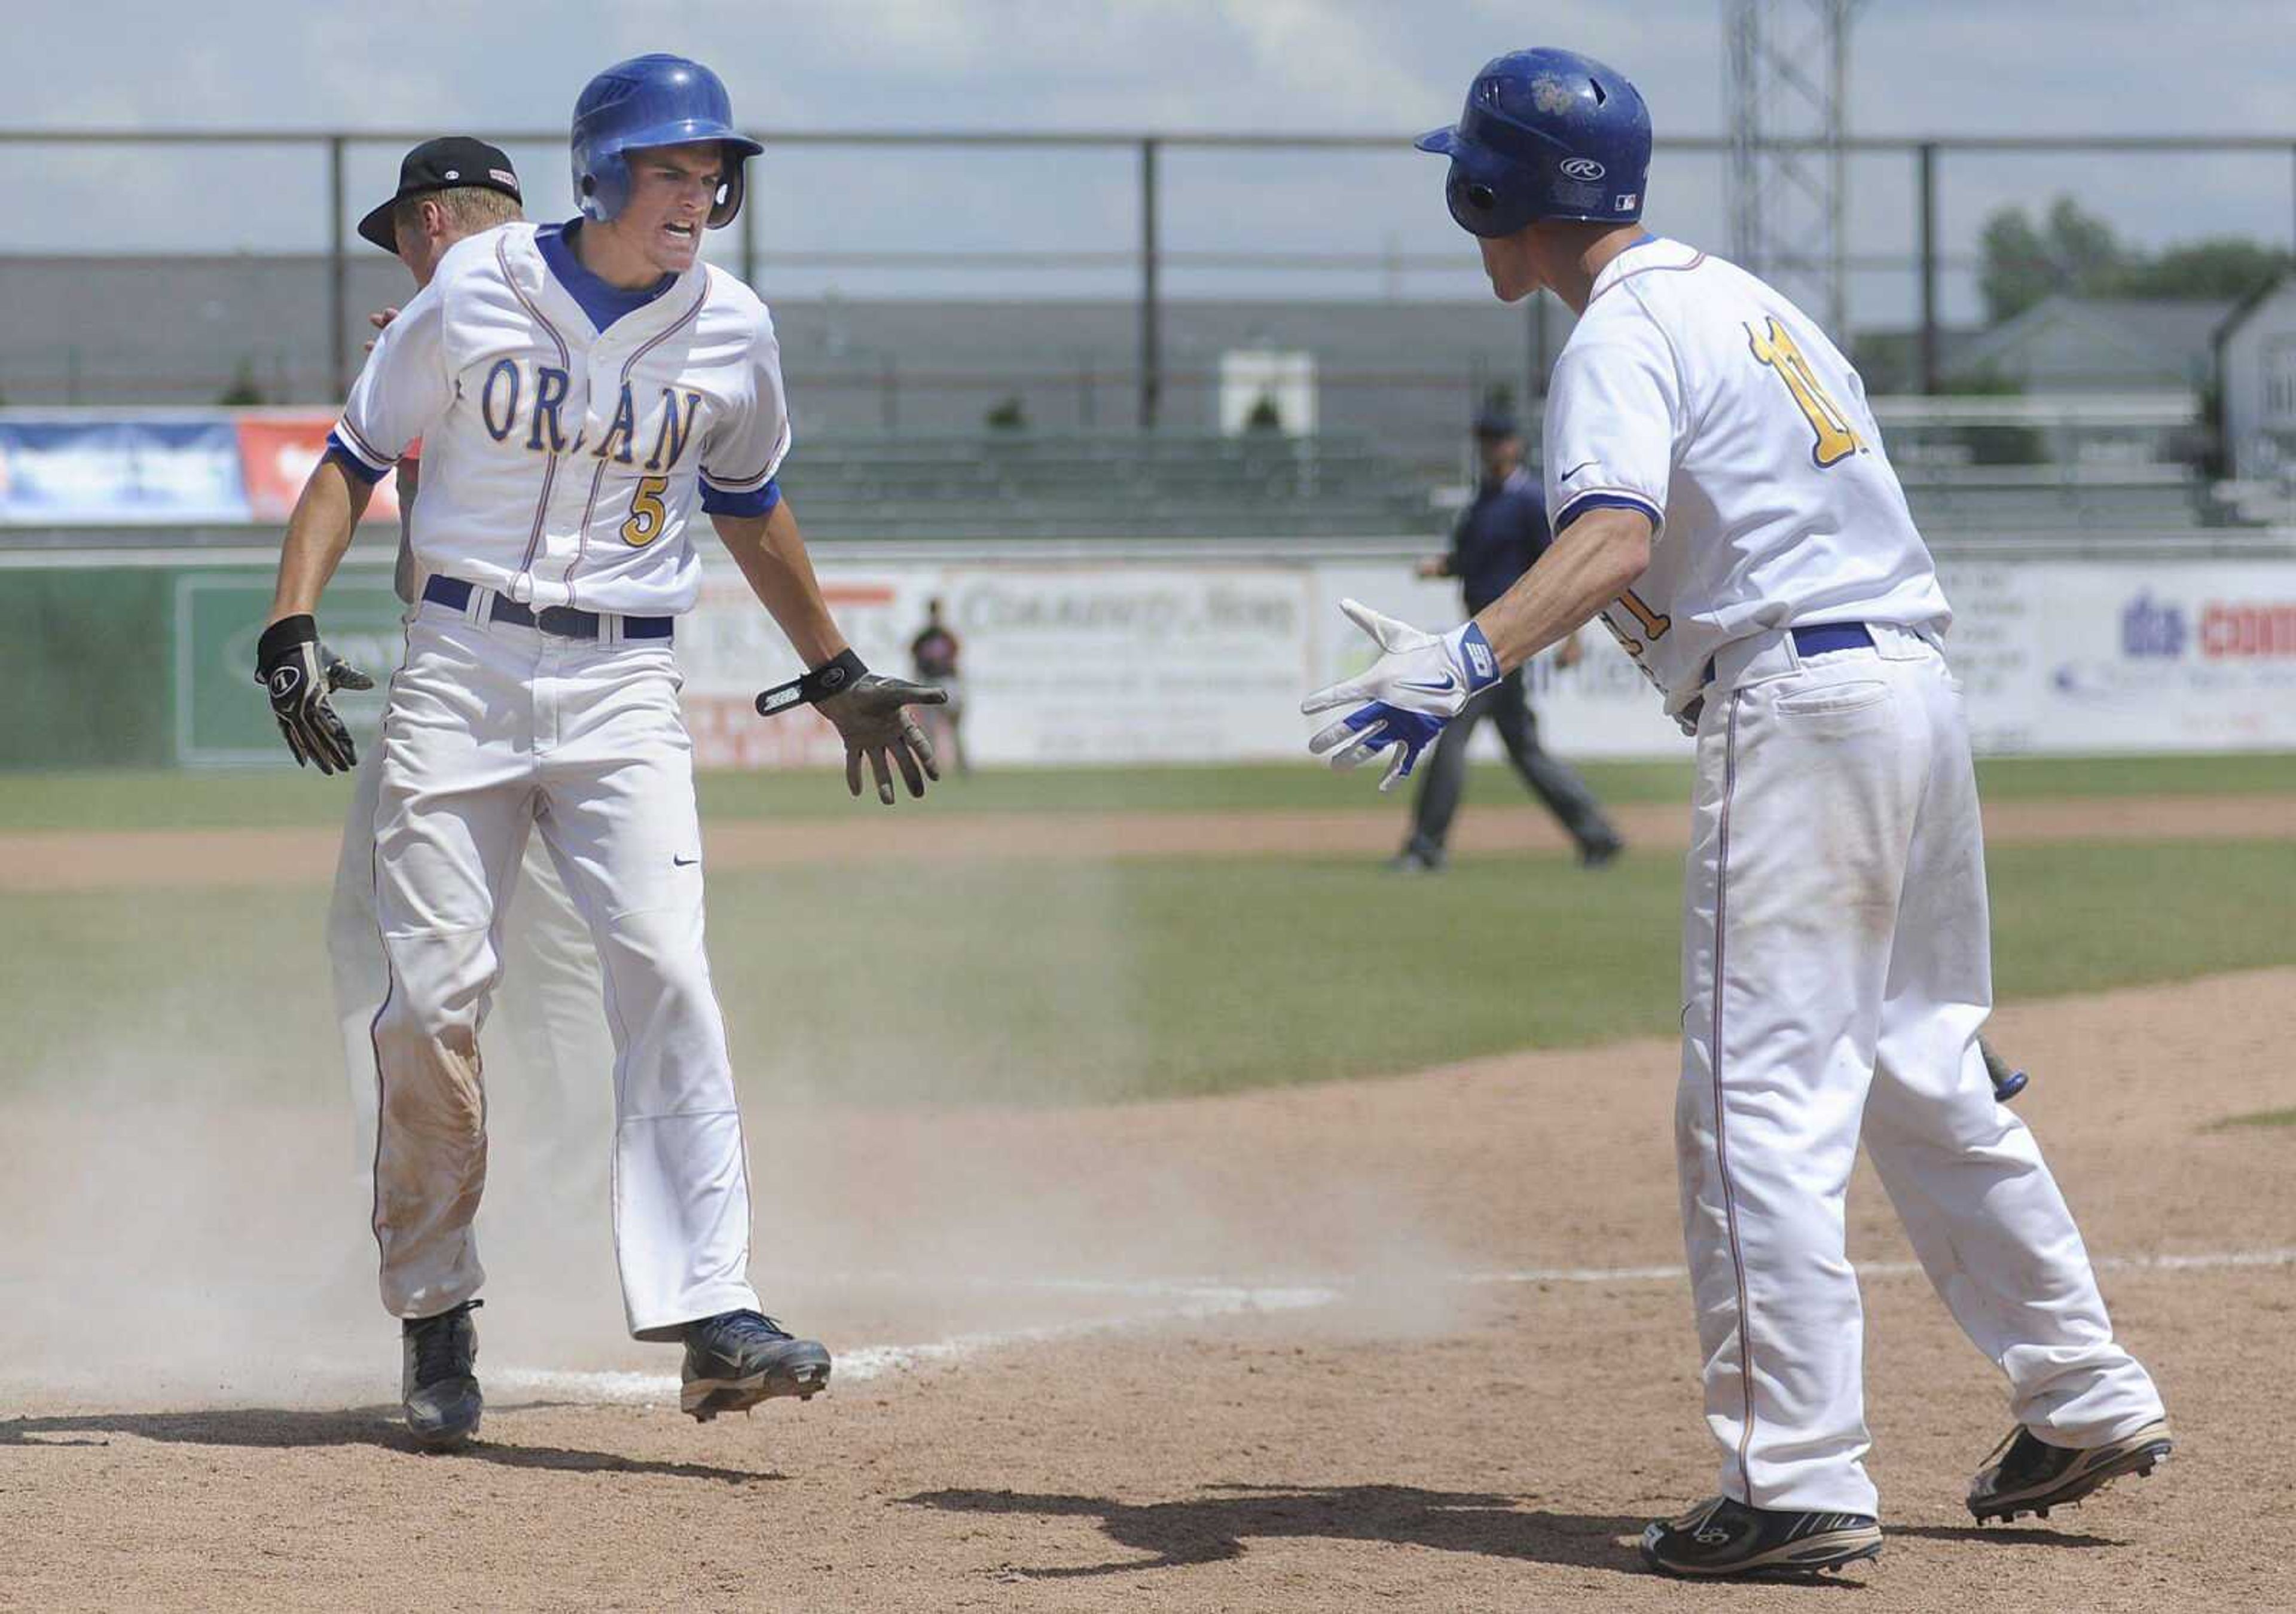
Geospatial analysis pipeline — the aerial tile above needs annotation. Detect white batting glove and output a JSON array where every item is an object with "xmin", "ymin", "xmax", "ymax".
[{"xmin": 1300, "ymin": 598, "xmax": 1502, "ymax": 790}]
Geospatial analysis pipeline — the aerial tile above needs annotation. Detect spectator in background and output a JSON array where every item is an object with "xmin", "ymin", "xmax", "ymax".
[
  {"xmin": 911, "ymin": 597, "xmax": 969, "ymax": 776},
  {"xmin": 1391, "ymin": 409, "xmax": 1623, "ymax": 872}
]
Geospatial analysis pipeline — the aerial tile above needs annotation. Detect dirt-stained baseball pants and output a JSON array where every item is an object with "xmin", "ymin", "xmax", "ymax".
[
  {"xmin": 368, "ymin": 593, "xmax": 761, "ymax": 1339},
  {"xmin": 1675, "ymin": 623, "xmax": 2164, "ymax": 1515}
]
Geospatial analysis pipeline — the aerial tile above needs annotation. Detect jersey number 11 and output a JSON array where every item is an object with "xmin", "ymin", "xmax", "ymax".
[{"xmin": 1747, "ymin": 317, "xmax": 1866, "ymax": 468}]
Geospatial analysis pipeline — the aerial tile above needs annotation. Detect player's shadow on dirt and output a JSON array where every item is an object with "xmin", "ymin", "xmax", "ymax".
[
  {"xmin": 905, "ymin": 1483, "xmax": 1665, "ymax": 1579},
  {"xmin": 1, "ymin": 1407, "xmax": 778, "ymax": 1484},
  {"xmin": 1895, "ymin": 1523, "xmax": 2124, "ymax": 1549}
]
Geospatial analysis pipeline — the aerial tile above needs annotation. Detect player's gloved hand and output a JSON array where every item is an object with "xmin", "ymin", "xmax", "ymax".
[
  {"xmin": 254, "ymin": 614, "xmax": 373, "ymax": 775},
  {"xmin": 1300, "ymin": 598, "xmax": 1501, "ymax": 791},
  {"xmin": 754, "ymin": 650, "xmax": 947, "ymax": 805}
]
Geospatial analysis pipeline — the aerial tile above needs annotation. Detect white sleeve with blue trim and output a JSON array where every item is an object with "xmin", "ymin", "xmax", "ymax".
[
  {"xmin": 1543, "ymin": 301, "xmax": 1681, "ymax": 539},
  {"xmin": 699, "ymin": 311, "xmax": 793, "ymax": 517},
  {"xmin": 331, "ymin": 279, "xmax": 453, "ymax": 481}
]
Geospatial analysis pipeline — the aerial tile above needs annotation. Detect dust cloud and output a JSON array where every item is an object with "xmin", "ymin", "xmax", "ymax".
[{"xmin": 0, "ymin": 848, "xmax": 1469, "ymax": 1413}]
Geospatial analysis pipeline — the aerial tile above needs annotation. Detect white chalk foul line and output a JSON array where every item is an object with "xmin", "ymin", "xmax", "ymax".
[
  {"xmin": 1452, "ymin": 1245, "xmax": 2296, "ymax": 1289},
  {"xmin": 492, "ymin": 1248, "xmax": 2294, "ymax": 1407},
  {"xmin": 493, "ymin": 1282, "xmax": 1338, "ymax": 1407}
]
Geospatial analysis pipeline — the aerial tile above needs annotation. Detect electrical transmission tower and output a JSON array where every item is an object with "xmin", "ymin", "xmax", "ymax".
[{"xmin": 1725, "ymin": 0, "xmax": 1861, "ymax": 337}]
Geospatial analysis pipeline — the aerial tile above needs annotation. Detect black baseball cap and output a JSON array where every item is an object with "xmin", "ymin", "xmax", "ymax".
[
  {"xmin": 357, "ymin": 137, "xmax": 523, "ymax": 252},
  {"xmin": 1471, "ymin": 407, "xmax": 1521, "ymax": 439}
]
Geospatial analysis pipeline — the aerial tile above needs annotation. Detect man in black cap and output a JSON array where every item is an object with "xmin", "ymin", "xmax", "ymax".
[
  {"xmin": 1391, "ymin": 408, "xmax": 1623, "ymax": 872},
  {"xmin": 357, "ymin": 136, "xmax": 525, "ymax": 282},
  {"xmin": 325, "ymin": 137, "xmax": 612, "ymax": 1451}
]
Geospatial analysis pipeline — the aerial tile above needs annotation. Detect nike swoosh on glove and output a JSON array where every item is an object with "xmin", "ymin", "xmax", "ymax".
[{"xmin": 1300, "ymin": 598, "xmax": 1502, "ymax": 791}]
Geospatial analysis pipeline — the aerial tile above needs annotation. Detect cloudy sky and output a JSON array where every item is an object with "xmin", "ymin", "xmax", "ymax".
[{"xmin": 8, "ymin": 0, "xmax": 2292, "ymax": 325}]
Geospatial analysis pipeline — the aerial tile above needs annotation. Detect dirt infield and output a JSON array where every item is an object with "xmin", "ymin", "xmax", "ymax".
[
  {"xmin": 4, "ymin": 968, "xmax": 2291, "ymax": 1610},
  {"xmin": 2, "ymin": 790, "xmax": 2292, "ymax": 891}
]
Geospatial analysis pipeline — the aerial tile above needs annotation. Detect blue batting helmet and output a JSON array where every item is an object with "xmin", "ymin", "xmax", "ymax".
[
  {"xmin": 571, "ymin": 54, "xmax": 765, "ymax": 229},
  {"xmin": 1416, "ymin": 49, "xmax": 1651, "ymax": 239}
]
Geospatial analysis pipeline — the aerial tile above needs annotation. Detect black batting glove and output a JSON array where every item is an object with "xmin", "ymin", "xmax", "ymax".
[
  {"xmin": 255, "ymin": 614, "xmax": 373, "ymax": 775},
  {"xmin": 755, "ymin": 649, "xmax": 946, "ymax": 805}
]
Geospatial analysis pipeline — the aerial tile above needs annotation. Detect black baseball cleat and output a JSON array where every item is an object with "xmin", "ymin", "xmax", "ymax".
[
  {"xmin": 680, "ymin": 1310, "xmax": 832, "ymax": 1422},
  {"xmin": 1968, "ymin": 1420, "xmax": 2172, "ymax": 1524},
  {"xmin": 401, "ymin": 1298, "xmax": 483, "ymax": 1451},
  {"xmin": 1639, "ymin": 1495, "xmax": 1882, "ymax": 1579}
]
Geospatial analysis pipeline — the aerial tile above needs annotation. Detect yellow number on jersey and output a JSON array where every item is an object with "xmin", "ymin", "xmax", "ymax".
[
  {"xmin": 1747, "ymin": 316, "xmax": 1866, "ymax": 467},
  {"xmin": 1605, "ymin": 587, "xmax": 1672, "ymax": 656},
  {"xmin": 620, "ymin": 475, "xmax": 669, "ymax": 547}
]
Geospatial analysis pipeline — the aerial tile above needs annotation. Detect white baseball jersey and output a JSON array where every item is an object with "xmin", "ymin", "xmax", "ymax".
[
  {"xmin": 1543, "ymin": 236, "xmax": 1950, "ymax": 717},
  {"xmin": 330, "ymin": 220, "xmax": 791, "ymax": 616}
]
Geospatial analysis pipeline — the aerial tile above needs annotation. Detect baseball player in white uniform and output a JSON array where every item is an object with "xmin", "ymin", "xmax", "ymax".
[
  {"xmin": 256, "ymin": 55, "xmax": 943, "ymax": 1451},
  {"xmin": 1306, "ymin": 49, "xmax": 2170, "ymax": 1578},
  {"xmin": 326, "ymin": 138, "xmax": 616, "ymax": 1233}
]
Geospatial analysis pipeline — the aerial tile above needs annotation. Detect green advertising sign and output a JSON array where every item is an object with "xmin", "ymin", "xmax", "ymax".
[{"xmin": 174, "ymin": 571, "xmax": 407, "ymax": 766}]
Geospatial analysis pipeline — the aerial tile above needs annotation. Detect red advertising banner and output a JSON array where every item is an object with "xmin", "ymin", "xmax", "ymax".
[{"xmin": 236, "ymin": 414, "xmax": 401, "ymax": 523}]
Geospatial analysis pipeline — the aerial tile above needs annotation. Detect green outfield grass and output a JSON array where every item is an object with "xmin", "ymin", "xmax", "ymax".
[
  {"xmin": 8, "ymin": 838, "xmax": 2289, "ymax": 1107},
  {"xmin": 2208, "ymin": 1109, "xmax": 2296, "ymax": 1132},
  {"xmin": 1, "ymin": 751, "xmax": 2292, "ymax": 833}
]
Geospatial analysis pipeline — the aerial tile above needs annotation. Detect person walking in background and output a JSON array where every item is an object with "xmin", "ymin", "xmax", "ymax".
[
  {"xmin": 1391, "ymin": 408, "xmax": 1623, "ymax": 872},
  {"xmin": 911, "ymin": 596, "xmax": 970, "ymax": 776}
]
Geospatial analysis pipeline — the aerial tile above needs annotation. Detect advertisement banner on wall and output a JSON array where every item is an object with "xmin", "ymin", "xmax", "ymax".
[
  {"xmin": 237, "ymin": 414, "xmax": 402, "ymax": 523},
  {"xmin": 1940, "ymin": 558, "xmax": 2296, "ymax": 752},
  {"xmin": 0, "ymin": 419, "xmax": 250, "ymax": 524},
  {"xmin": 166, "ymin": 549, "xmax": 2296, "ymax": 772},
  {"xmin": 677, "ymin": 562, "xmax": 1315, "ymax": 769}
]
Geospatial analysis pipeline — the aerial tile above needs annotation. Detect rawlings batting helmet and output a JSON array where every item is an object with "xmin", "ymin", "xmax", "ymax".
[
  {"xmin": 571, "ymin": 54, "xmax": 764, "ymax": 229},
  {"xmin": 1416, "ymin": 48, "xmax": 1651, "ymax": 239}
]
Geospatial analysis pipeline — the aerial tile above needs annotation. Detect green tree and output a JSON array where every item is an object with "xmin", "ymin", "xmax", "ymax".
[
  {"xmin": 216, "ymin": 358, "xmax": 266, "ymax": 407},
  {"xmin": 1980, "ymin": 198, "xmax": 2291, "ymax": 323},
  {"xmin": 2118, "ymin": 237, "xmax": 2293, "ymax": 301},
  {"xmin": 1979, "ymin": 197, "xmax": 2130, "ymax": 322}
]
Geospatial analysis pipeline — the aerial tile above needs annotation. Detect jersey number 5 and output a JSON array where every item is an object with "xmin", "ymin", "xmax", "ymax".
[
  {"xmin": 1747, "ymin": 317, "xmax": 1866, "ymax": 468},
  {"xmin": 621, "ymin": 475, "xmax": 670, "ymax": 547}
]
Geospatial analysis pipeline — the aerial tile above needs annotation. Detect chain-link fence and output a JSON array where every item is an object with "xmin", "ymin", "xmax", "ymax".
[{"xmin": 2, "ymin": 128, "xmax": 2292, "ymax": 475}]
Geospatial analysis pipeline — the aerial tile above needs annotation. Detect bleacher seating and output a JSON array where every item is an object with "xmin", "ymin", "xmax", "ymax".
[{"xmin": 777, "ymin": 430, "xmax": 1442, "ymax": 540}]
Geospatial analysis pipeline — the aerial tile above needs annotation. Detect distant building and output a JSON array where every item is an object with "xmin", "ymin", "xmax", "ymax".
[
  {"xmin": 1940, "ymin": 295, "xmax": 2235, "ymax": 399},
  {"xmin": 2215, "ymin": 274, "xmax": 2296, "ymax": 485}
]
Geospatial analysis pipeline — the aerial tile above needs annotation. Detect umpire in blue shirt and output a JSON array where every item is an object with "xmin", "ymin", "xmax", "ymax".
[{"xmin": 1393, "ymin": 409, "xmax": 1624, "ymax": 872}]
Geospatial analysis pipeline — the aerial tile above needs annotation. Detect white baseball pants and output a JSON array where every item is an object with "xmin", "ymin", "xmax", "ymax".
[
  {"xmin": 329, "ymin": 719, "xmax": 613, "ymax": 1203},
  {"xmin": 368, "ymin": 595, "xmax": 761, "ymax": 1338},
  {"xmin": 1675, "ymin": 623, "xmax": 2163, "ymax": 1515}
]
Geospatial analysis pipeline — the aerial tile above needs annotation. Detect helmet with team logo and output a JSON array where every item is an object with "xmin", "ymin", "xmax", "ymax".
[
  {"xmin": 1416, "ymin": 48, "xmax": 1650, "ymax": 239},
  {"xmin": 571, "ymin": 54, "xmax": 765, "ymax": 229}
]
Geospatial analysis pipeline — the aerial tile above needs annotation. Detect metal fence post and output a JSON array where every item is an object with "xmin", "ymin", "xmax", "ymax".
[
  {"xmin": 1918, "ymin": 141, "xmax": 1939, "ymax": 396},
  {"xmin": 1139, "ymin": 136, "xmax": 1161, "ymax": 432},
  {"xmin": 328, "ymin": 134, "xmax": 348, "ymax": 400}
]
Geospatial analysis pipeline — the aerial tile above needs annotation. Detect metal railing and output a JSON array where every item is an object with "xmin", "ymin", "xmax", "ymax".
[{"xmin": 2, "ymin": 126, "xmax": 2292, "ymax": 414}]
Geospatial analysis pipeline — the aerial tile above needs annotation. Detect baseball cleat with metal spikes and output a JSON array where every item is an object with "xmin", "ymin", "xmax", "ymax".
[
  {"xmin": 1968, "ymin": 1419, "xmax": 2172, "ymax": 1524},
  {"xmin": 402, "ymin": 1298, "xmax": 483, "ymax": 1451},
  {"xmin": 1639, "ymin": 1495, "xmax": 1882, "ymax": 1579},
  {"xmin": 680, "ymin": 1310, "xmax": 831, "ymax": 1422}
]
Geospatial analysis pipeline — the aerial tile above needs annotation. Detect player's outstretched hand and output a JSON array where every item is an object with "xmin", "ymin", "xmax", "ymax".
[
  {"xmin": 819, "ymin": 675, "xmax": 947, "ymax": 804},
  {"xmin": 254, "ymin": 615, "xmax": 373, "ymax": 775},
  {"xmin": 1300, "ymin": 598, "xmax": 1502, "ymax": 791}
]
